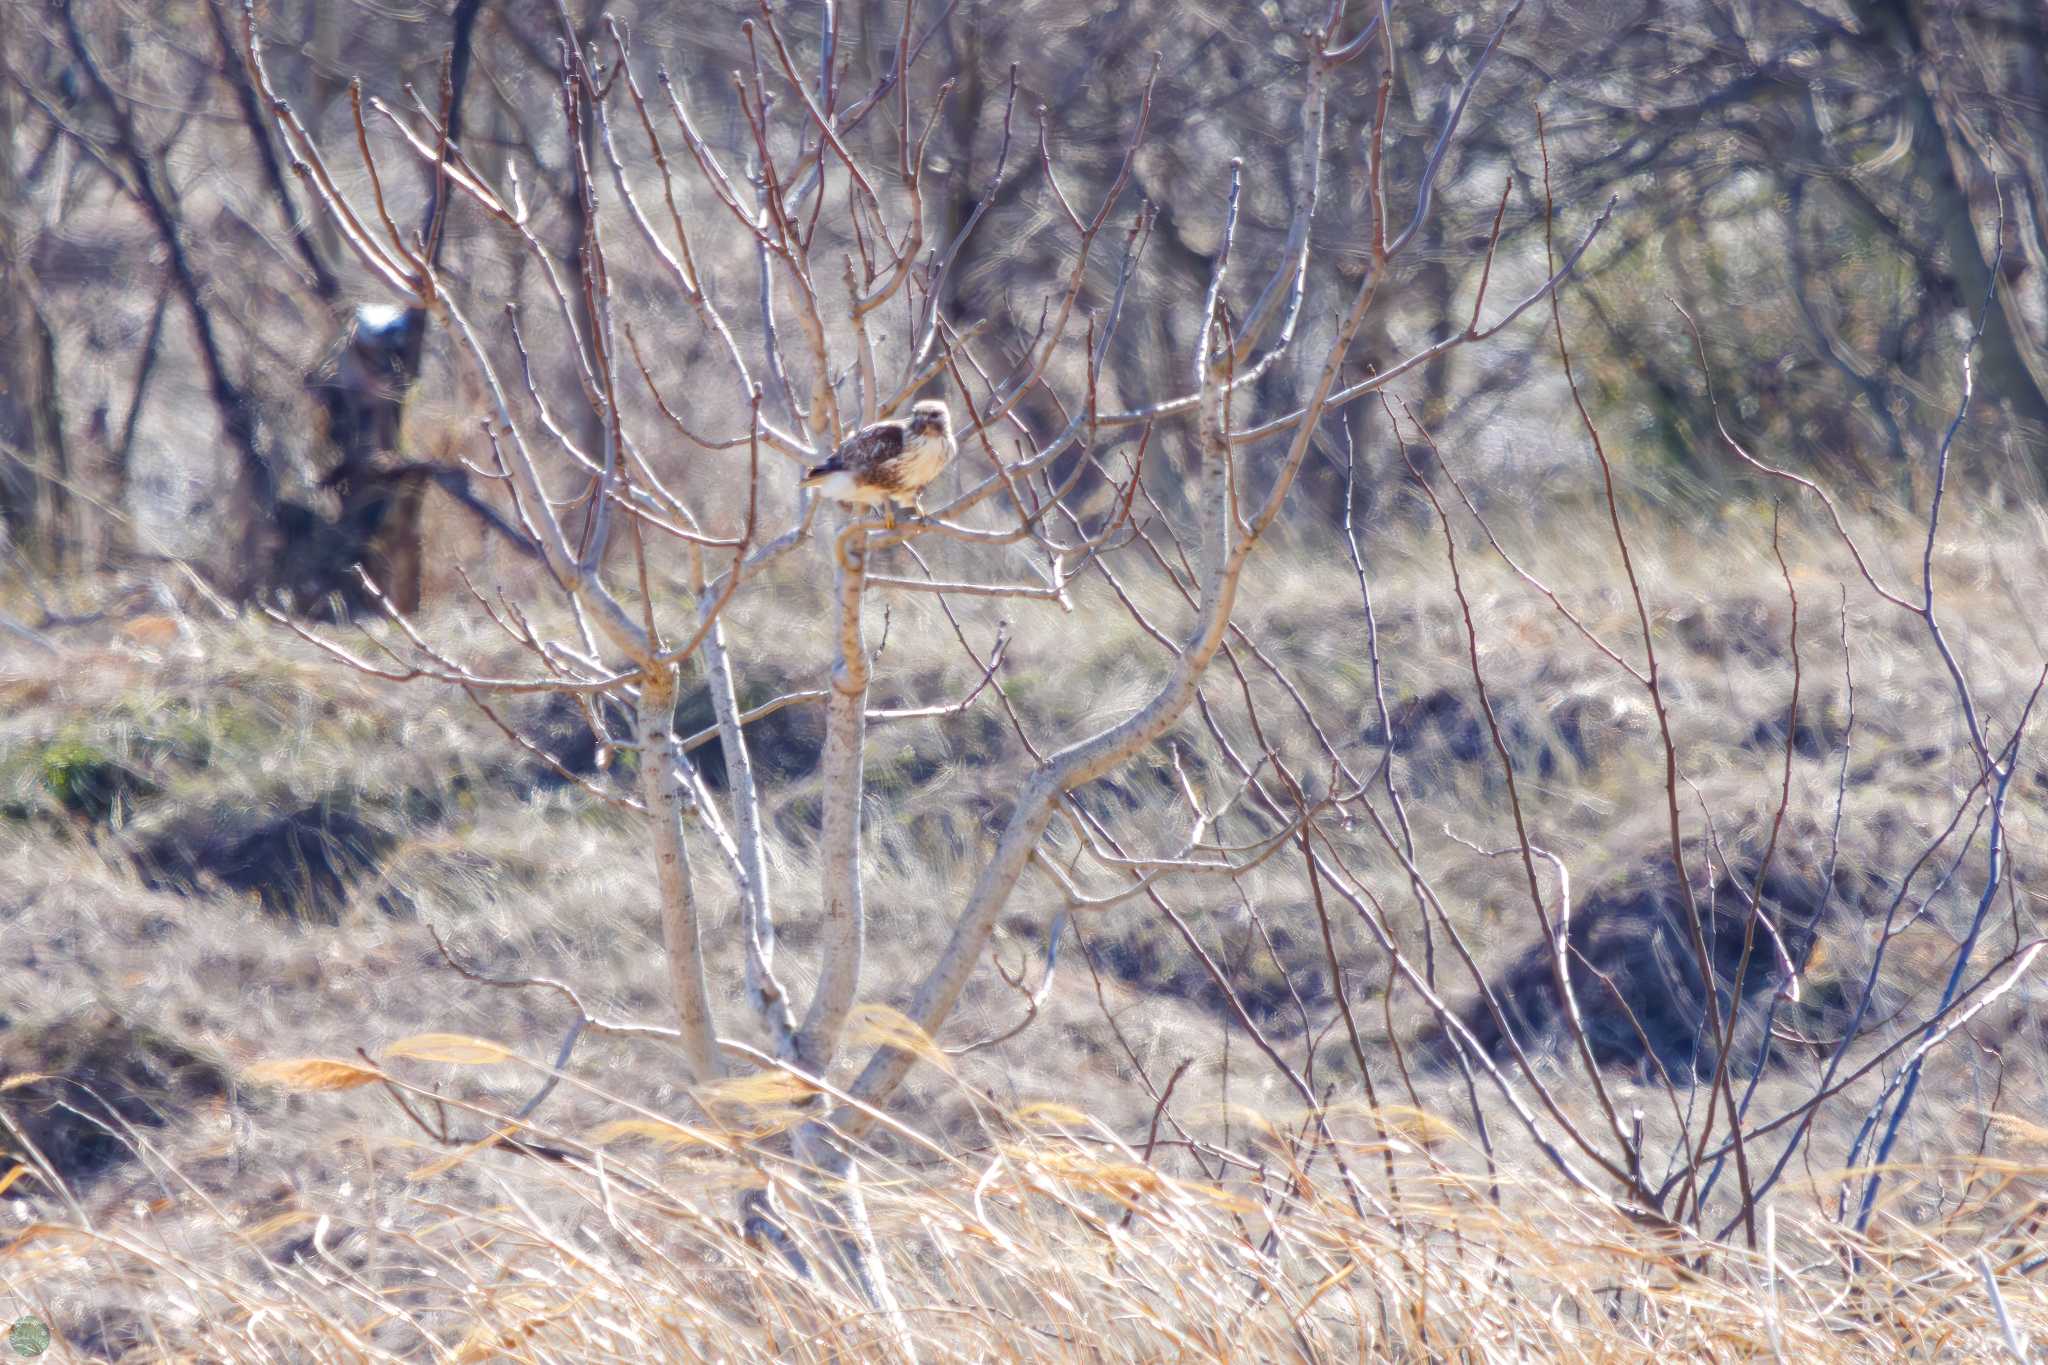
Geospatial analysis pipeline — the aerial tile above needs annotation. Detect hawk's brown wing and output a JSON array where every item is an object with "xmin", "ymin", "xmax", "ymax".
[
  {"xmin": 846, "ymin": 423, "xmax": 907, "ymax": 482},
  {"xmin": 804, "ymin": 421, "xmax": 908, "ymax": 489}
]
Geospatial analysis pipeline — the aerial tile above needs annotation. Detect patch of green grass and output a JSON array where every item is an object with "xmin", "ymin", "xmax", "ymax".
[
  {"xmin": 39, "ymin": 736, "xmax": 118, "ymax": 809},
  {"xmin": 5, "ymin": 732, "xmax": 158, "ymax": 826}
]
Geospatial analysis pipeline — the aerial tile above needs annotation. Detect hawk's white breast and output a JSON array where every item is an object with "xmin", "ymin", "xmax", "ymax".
[{"xmin": 889, "ymin": 430, "xmax": 952, "ymax": 500}]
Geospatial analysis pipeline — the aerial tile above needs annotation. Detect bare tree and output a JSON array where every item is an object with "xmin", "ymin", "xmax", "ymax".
[{"xmin": 246, "ymin": 0, "xmax": 1611, "ymax": 1304}]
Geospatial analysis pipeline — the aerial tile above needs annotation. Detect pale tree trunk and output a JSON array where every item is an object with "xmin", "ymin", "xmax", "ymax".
[
  {"xmin": 796, "ymin": 526, "xmax": 870, "ymax": 1071},
  {"xmin": 636, "ymin": 664, "xmax": 726, "ymax": 1086},
  {"xmin": 699, "ymin": 610, "xmax": 798, "ymax": 1049},
  {"xmin": 789, "ymin": 522, "xmax": 901, "ymax": 1312},
  {"xmin": 696, "ymin": 600, "xmax": 819, "ymax": 1281},
  {"xmin": 793, "ymin": 1117, "xmax": 900, "ymax": 1318}
]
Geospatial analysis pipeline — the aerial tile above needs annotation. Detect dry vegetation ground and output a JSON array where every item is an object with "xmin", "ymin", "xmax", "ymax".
[{"xmin": 3, "ymin": 487, "xmax": 2046, "ymax": 1359}]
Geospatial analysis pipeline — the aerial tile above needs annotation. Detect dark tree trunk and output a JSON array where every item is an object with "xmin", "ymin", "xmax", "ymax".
[{"xmin": 1854, "ymin": 0, "xmax": 2048, "ymax": 454}]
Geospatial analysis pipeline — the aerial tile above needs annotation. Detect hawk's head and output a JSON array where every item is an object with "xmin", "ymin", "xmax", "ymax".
[{"xmin": 906, "ymin": 400, "xmax": 951, "ymax": 438}]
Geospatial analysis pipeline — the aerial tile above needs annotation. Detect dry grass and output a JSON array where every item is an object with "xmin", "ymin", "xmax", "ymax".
[
  {"xmin": 3, "ymin": 497, "xmax": 2046, "ymax": 1359},
  {"xmin": 2, "ymin": 1091, "xmax": 2044, "ymax": 1360}
]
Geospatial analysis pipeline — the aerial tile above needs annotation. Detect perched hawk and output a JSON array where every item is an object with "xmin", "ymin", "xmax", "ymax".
[{"xmin": 800, "ymin": 401, "xmax": 955, "ymax": 527}]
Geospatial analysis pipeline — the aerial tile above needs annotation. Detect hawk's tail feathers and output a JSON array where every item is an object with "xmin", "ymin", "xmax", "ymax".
[{"xmin": 798, "ymin": 459, "xmax": 844, "ymax": 488}]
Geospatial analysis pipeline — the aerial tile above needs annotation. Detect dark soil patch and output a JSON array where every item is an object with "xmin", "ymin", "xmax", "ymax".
[
  {"xmin": 1090, "ymin": 905, "xmax": 1332, "ymax": 1033},
  {"xmin": 64, "ymin": 1305, "xmax": 153, "ymax": 1363},
  {"xmin": 1369, "ymin": 687, "xmax": 1495, "ymax": 764},
  {"xmin": 0, "ymin": 1009, "xmax": 230, "ymax": 1194},
  {"xmin": 518, "ymin": 684, "xmax": 826, "ymax": 795},
  {"xmin": 1741, "ymin": 702, "xmax": 1845, "ymax": 759},
  {"xmin": 1430, "ymin": 860, "xmax": 1838, "ymax": 1079},
  {"xmin": 1672, "ymin": 596, "xmax": 1788, "ymax": 666},
  {"xmin": 671, "ymin": 682, "xmax": 823, "ymax": 791},
  {"xmin": 519, "ymin": 693, "xmax": 634, "ymax": 790},
  {"xmin": 135, "ymin": 799, "xmax": 401, "ymax": 923},
  {"xmin": 1366, "ymin": 686, "xmax": 1604, "ymax": 786}
]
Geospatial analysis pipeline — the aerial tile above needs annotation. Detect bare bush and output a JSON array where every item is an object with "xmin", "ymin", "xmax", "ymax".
[{"xmin": 223, "ymin": 0, "xmax": 1625, "ymax": 1306}]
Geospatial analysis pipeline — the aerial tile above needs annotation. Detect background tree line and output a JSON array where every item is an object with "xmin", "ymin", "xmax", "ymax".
[{"xmin": 4, "ymin": 0, "xmax": 2044, "ymax": 609}]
